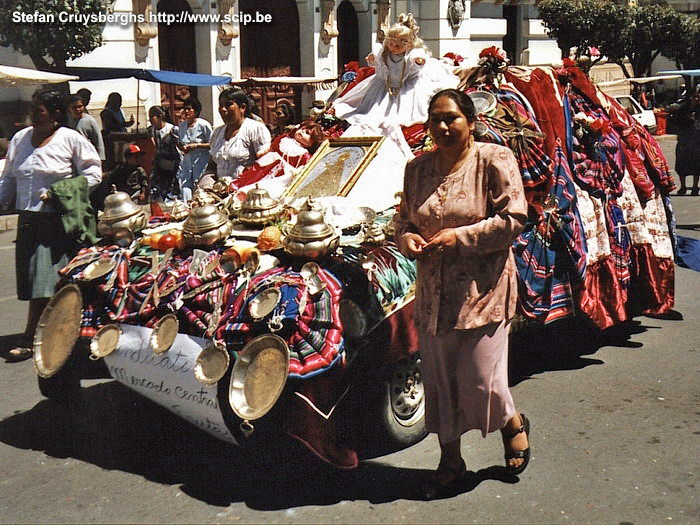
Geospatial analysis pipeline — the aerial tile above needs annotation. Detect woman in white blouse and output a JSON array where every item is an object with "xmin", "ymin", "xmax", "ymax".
[
  {"xmin": 198, "ymin": 89, "xmax": 271, "ymax": 188},
  {"xmin": 0, "ymin": 88, "xmax": 102, "ymax": 361}
]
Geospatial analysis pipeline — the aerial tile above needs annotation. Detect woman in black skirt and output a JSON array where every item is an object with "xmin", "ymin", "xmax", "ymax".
[{"xmin": 0, "ymin": 88, "xmax": 102, "ymax": 361}]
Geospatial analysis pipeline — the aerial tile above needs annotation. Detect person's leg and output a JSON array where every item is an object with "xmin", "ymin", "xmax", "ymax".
[
  {"xmin": 691, "ymin": 175, "xmax": 699, "ymax": 195},
  {"xmin": 8, "ymin": 298, "xmax": 49, "ymax": 361},
  {"xmin": 501, "ymin": 412, "xmax": 530, "ymax": 470},
  {"xmin": 420, "ymin": 437, "xmax": 466, "ymax": 498},
  {"xmin": 678, "ymin": 175, "xmax": 688, "ymax": 194}
]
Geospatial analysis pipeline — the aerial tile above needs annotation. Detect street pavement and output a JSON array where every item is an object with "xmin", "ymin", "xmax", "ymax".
[{"xmin": 0, "ymin": 136, "xmax": 698, "ymax": 524}]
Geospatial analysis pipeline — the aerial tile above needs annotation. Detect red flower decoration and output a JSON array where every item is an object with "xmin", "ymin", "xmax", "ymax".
[
  {"xmin": 479, "ymin": 46, "xmax": 507, "ymax": 61},
  {"xmin": 443, "ymin": 52, "xmax": 464, "ymax": 66}
]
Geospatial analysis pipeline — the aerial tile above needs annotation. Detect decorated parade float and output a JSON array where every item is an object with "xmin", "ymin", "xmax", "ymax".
[{"xmin": 32, "ymin": 47, "xmax": 677, "ymax": 469}]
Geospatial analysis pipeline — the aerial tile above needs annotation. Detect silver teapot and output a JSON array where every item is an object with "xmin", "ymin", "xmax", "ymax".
[
  {"xmin": 282, "ymin": 199, "xmax": 339, "ymax": 259},
  {"xmin": 239, "ymin": 186, "xmax": 282, "ymax": 227},
  {"xmin": 182, "ymin": 204, "xmax": 233, "ymax": 247},
  {"xmin": 97, "ymin": 186, "xmax": 147, "ymax": 237}
]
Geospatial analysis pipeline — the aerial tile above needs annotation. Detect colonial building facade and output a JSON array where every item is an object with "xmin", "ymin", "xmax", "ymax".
[{"xmin": 1, "ymin": 0, "xmax": 564, "ymax": 128}]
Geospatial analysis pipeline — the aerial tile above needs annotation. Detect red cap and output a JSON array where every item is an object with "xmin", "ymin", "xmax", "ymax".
[{"xmin": 125, "ymin": 143, "xmax": 142, "ymax": 155}]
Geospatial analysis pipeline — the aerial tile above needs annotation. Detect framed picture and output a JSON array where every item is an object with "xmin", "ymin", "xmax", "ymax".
[{"xmin": 283, "ymin": 136, "xmax": 385, "ymax": 200}]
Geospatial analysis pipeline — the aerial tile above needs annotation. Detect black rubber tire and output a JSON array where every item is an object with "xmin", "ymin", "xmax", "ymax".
[
  {"xmin": 37, "ymin": 363, "xmax": 82, "ymax": 404},
  {"xmin": 363, "ymin": 352, "xmax": 428, "ymax": 455}
]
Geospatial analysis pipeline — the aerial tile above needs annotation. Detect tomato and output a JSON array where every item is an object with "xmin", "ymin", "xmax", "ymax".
[
  {"xmin": 149, "ymin": 232, "xmax": 163, "ymax": 249},
  {"xmin": 157, "ymin": 233, "xmax": 178, "ymax": 251}
]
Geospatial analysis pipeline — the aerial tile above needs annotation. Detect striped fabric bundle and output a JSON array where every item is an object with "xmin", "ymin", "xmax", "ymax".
[
  {"xmin": 218, "ymin": 265, "xmax": 346, "ymax": 379},
  {"xmin": 467, "ymin": 85, "xmax": 552, "ymax": 200},
  {"xmin": 604, "ymin": 198, "xmax": 632, "ymax": 286},
  {"xmin": 514, "ymin": 143, "xmax": 587, "ymax": 323}
]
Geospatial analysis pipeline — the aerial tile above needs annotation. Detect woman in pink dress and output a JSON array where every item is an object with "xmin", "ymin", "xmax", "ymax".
[{"xmin": 395, "ymin": 89, "xmax": 532, "ymax": 498}]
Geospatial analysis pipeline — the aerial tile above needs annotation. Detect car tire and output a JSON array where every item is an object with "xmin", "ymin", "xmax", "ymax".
[
  {"xmin": 37, "ymin": 362, "xmax": 82, "ymax": 404},
  {"xmin": 364, "ymin": 352, "xmax": 428, "ymax": 454}
]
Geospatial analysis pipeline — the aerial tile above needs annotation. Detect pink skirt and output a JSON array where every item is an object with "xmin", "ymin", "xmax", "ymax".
[{"xmin": 419, "ymin": 322, "xmax": 515, "ymax": 444}]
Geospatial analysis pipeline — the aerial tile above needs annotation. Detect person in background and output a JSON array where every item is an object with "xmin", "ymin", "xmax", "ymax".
[
  {"xmin": 671, "ymin": 92, "xmax": 700, "ymax": 195},
  {"xmin": 176, "ymin": 97, "xmax": 212, "ymax": 201},
  {"xmin": 66, "ymin": 94, "xmax": 106, "ymax": 161},
  {"xmin": 76, "ymin": 88, "xmax": 92, "ymax": 113},
  {"xmin": 148, "ymin": 105, "xmax": 180, "ymax": 201},
  {"xmin": 272, "ymin": 99, "xmax": 296, "ymax": 136},
  {"xmin": 247, "ymin": 95, "xmax": 266, "ymax": 124},
  {"xmin": 197, "ymin": 88, "xmax": 270, "ymax": 189},
  {"xmin": 395, "ymin": 89, "xmax": 530, "ymax": 498},
  {"xmin": 92, "ymin": 143, "xmax": 149, "ymax": 209},
  {"xmin": 100, "ymin": 92, "xmax": 134, "ymax": 135},
  {"xmin": 0, "ymin": 88, "xmax": 102, "ymax": 362}
]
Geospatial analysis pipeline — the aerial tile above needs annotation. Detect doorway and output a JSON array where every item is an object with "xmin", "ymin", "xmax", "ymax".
[
  {"xmin": 157, "ymin": 0, "xmax": 197, "ymax": 123},
  {"xmin": 240, "ymin": 0, "xmax": 300, "ymax": 126},
  {"xmin": 337, "ymin": 0, "xmax": 359, "ymax": 73}
]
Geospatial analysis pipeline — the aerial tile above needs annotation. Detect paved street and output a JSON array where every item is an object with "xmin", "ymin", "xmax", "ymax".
[{"xmin": 0, "ymin": 137, "xmax": 698, "ymax": 524}]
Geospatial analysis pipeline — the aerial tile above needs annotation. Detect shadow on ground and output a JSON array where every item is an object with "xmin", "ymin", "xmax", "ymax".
[
  {"xmin": 0, "ymin": 315, "xmax": 667, "ymax": 508},
  {"xmin": 0, "ymin": 381, "xmax": 518, "ymax": 509},
  {"xmin": 508, "ymin": 317, "xmax": 660, "ymax": 386}
]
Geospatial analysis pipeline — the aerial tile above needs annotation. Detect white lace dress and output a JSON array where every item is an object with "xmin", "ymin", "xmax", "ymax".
[{"xmin": 333, "ymin": 43, "xmax": 458, "ymax": 127}]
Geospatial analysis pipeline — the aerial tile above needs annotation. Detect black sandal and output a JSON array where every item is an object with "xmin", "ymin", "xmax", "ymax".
[
  {"xmin": 420, "ymin": 458, "xmax": 467, "ymax": 500},
  {"xmin": 503, "ymin": 413, "xmax": 531, "ymax": 476}
]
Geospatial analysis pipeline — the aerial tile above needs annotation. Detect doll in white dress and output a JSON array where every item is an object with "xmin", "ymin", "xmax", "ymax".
[{"xmin": 332, "ymin": 13, "xmax": 458, "ymax": 127}]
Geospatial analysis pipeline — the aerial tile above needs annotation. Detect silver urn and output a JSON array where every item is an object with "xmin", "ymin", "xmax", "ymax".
[
  {"xmin": 282, "ymin": 199, "xmax": 339, "ymax": 259},
  {"xmin": 182, "ymin": 204, "xmax": 233, "ymax": 247},
  {"xmin": 239, "ymin": 186, "xmax": 282, "ymax": 228},
  {"xmin": 97, "ymin": 187, "xmax": 148, "ymax": 238}
]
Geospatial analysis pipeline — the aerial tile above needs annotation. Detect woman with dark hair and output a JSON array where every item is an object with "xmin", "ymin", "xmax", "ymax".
[
  {"xmin": 394, "ymin": 89, "xmax": 531, "ymax": 498},
  {"xmin": 100, "ymin": 92, "xmax": 134, "ymax": 134},
  {"xmin": 273, "ymin": 99, "xmax": 296, "ymax": 136},
  {"xmin": 0, "ymin": 88, "xmax": 102, "ymax": 361},
  {"xmin": 198, "ymin": 88, "xmax": 271, "ymax": 188},
  {"xmin": 148, "ymin": 105, "xmax": 180, "ymax": 200},
  {"xmin": 176, "ymin": 97, "xmax": 212, "ymax": 201}
]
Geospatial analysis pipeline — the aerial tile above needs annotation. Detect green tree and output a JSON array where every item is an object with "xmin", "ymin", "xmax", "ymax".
[
  {"xmin": 0, "ymin": 0, "xmax": 107, "ymax": 72},
  {"xmin": 536, "ymin": 0, "xmax": 696, "ymax": 77}
]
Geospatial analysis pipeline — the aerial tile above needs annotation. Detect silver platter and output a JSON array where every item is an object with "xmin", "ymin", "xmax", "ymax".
[
  {"xmin": 150, "ymin": 314, "xmax": 179, "ymax": 355},
  {"xmin": 248, "ymin": 287, "xmax": 282, "ymax": 320},
  {"xmin": 194, "ymin": 342, "xmax": 230, "ymax": 385},
  {"xmin": 33, "ymin": 284, "xmax": 83, "ymax": 378},
  {"xmin": 339, "ymin": 298, "xmax": 368, "ymax": 338},
  {"xmin": 228, "ymin": 334, "xmax": 289, "ymax": 420},
  {"xmin": 82, "ymin": 258, "xmax": 117, "ymax": 281},
  {"xmin": 89, "ymin": 324, "xmax": 121, "ymax": 359},
  {"xmin": 468, "ymin": 91, "xmax": 497, "ymax": 116}
]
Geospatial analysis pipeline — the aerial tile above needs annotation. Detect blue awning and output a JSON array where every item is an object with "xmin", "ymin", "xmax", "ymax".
[
  {"xmin": 65, "ymin": 67, "xmax": 232, "ymax": 86},
  {"xmin": 658, "ymin": 69, "xmax": 700, "ymax": 77}
]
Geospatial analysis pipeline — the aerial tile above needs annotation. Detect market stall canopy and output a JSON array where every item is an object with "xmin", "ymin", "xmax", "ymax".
[
  {"xmin": 230, "ymin": 76, "xmax": 338, "ymax": 91},
  {"xmin": 65, "ymin": 67, "xmax": 232, "ymax": 86},
  {"xmin": 597, "ymin": 75, "xmax": 682, "ymax": 87},
  {"xmin": 0, "ymin": 65, "xmax": 79, "ymax": 87},
  {"xmin": 658, "ymin": 69, "xmax": 700, "ymax": 77}
]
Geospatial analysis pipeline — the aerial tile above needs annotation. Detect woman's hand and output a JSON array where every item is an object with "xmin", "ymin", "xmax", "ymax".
[
  {"xmin": 424, "ymin": 228, "xmax": 457, "ymax": 253},
  {"xmin": 413, "ymin": 57, "xmax": 426, "ymax": 66},
  {"xmin": 402, "ymin": 232, "xmax": 428, "ymax": 258},
  {"xmin": 366, "ymin": 53, "xmax": 376, "ymax": 66}
]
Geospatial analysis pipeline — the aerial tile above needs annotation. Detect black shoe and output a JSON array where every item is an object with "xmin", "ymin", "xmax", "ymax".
[
  {"xmin": 503, "ymin": 413, "xmax": 531, "ymax": 476},
  {"xmin": 420, "ymin": 459, "xmax": 467, "ymax": 500}
]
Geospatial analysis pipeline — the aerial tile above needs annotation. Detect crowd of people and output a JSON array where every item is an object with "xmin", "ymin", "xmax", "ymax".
[{"xmin": 0, "ymin": 84, "xmax": 326, "ymax": 363}]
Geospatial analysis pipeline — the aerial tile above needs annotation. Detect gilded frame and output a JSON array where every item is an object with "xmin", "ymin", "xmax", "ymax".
[{"xmin": 282, "ymin": 136, "xmax": 385, "ymax": 200}]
